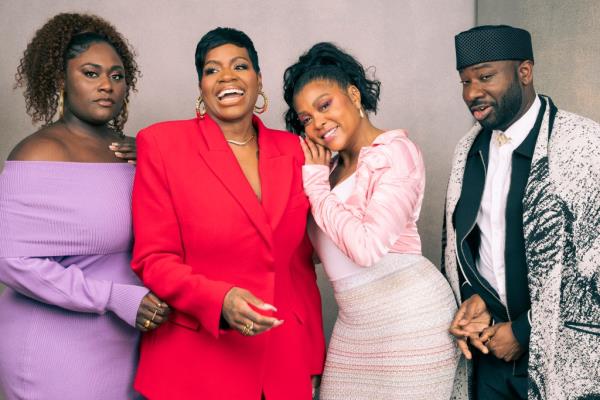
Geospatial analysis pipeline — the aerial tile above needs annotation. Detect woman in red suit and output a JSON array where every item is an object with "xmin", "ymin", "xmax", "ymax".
[{"xmin": 131, "ymin": 27, "xmax": 325, "ymax": 400}]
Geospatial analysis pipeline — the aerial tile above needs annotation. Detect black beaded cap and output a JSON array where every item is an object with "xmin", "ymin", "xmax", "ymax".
[{"xmin": 455, "ymin": 25, "xmax": 534, "ymax": 70}]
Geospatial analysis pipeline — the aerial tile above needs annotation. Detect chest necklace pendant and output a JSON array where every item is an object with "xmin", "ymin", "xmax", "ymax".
[{"xmin": 496, "ymin": 132, "xmax": 512, "ymax": 147}]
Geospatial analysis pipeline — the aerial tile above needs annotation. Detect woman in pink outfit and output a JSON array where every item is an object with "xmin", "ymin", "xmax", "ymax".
[{"xmin": 283, "ymin": 43, "xmax": 459, "ymax": 399}]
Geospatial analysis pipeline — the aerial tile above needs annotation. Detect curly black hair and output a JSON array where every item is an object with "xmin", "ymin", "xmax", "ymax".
[
  {"xmin": 15, "ymin": 13, "xmax": 140, "ymax": 132},
  {"xmin": 283, "ymin": 42, "xmax": 381, "ymax": 134}
]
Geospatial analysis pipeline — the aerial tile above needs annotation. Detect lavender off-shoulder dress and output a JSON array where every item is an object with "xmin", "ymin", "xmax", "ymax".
[{"xmin": 0, "ymin": 161, "xmax": 148, "ymax": 400}]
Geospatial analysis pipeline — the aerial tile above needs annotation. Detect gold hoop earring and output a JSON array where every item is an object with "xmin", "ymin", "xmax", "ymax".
[
  {"xmin": 359, "ymin": 107, "xmax": 365, "ymax": 119},
  {"xmin": 196, "ymin": 95, "xmax": 206, "ymax": 119},
  {"xmin": 58, "ymin": 89, "xmax": 65, "ymax": 119},
  {"xmin": 254, "ymin": 91, "xmax": 268, "ymax": 114},
  {"xmin": 117, "ymin": 98, "xmax": 129, "ymax": 135},
  {"xmin": 121, "ymin": 98, "xmax": 129, "ymax": 122}
]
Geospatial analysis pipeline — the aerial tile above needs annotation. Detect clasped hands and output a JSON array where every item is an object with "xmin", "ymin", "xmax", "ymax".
[{"xmin": 449, "ymin": 294, "xmax": 524, "ymax": 362}]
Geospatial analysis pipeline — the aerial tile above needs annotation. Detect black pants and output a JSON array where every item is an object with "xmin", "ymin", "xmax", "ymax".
[{"xmin": 474, "ymin": 353, "xmax": 527, "ymax": 399}]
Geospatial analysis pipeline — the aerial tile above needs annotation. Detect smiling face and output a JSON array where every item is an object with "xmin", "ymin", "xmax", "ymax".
[
  {"xmin": 293, "ymin": 79, "xmax": 363, "ymax": 152},
  {"xmin": 63, "ymin": 42, "xmax": 126, "ymax": 125},
  {"xmin": 199, "ymin": 43, "xmax": 261, "ymax": 124},
  {"xmin": 459, "ymin": 60, "xmax": 532, "ymax": 131}
]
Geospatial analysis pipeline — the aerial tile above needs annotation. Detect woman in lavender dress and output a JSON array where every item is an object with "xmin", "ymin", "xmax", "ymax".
[{"xmin": 0, "ymin": 13, "xmax": 169, "ymax": 400}]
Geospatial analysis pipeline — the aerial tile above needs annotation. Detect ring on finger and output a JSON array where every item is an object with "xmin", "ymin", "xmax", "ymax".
[
  {"xmin": 143, "ymin": 319, "xmax": 151, "ymax": 329},
  {"xmin": 151, "ymin": 309, "xmax": 158, "ymax": 322},
  {"xmin": 242, "ymin": 321, "xmax": 254, "ymax": 336}
]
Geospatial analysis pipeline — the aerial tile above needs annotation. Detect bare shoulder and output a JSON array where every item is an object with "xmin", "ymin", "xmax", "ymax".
[{"xmin": 7, "ymin": 127, "xmax": 70, "ymax": 161}]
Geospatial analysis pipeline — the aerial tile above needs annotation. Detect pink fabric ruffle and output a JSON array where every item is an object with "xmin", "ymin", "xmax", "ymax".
[{"xmin": 303, "ymin": 130, "xmax": 424, "ymax": 267}]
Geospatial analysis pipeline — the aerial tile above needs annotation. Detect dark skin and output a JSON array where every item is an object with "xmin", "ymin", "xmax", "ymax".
[
  {"xmin": 200, "ymin": 43, "xmax": 321, "ymax": 392},
  {"xmin": 200, "ymin": 44, "xmax": 263, "ymax": 201},
  {"xmin": 294, "ymin": 79, "xmax": 382, "ymax": 397},
  {"xmin": 294, "ymin": 79, "xmax": 382, "ymax": 185},
  {"xmin": 459, "ymin": 60, "xmax": 536, "ymax": 132},
  {"xmin": 449, "ymin": 60, "xmax": 536, "ymax": 362},
  {"xmin": 200, "ymin": 44, "xmax": 281, "ymax": 334},
  {"xmin": 8, "ymin": 42, "xmax": 170, "ymax": 332}
]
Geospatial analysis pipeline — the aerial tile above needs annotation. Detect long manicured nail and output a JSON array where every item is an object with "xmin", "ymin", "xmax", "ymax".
[{"xmin": 260, "ymin": 303, "xmax": 278, "ymax": 312}]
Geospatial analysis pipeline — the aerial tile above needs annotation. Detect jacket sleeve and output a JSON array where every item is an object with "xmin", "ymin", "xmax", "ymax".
[
  {"xmin": 0, "ymin": 256, "xmax": 148, "ymax": 327},
  {"xmin": 511, "ymin": 309, "xmax": 531, "ymax": 348},
  {"xmin": 131, "ymin": 129, "xmax": 234, "ymax": 338},
  {"xmin": 460, "ymin": 281, "xmax": 477, "ymax": 301},
  {"xmin": 302, "ymin": 139, "xmax": 424, "ymax": 267}
]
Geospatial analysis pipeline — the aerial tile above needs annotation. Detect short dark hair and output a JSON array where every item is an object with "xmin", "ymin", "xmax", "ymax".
[
  {"xmin": 194, "ymin": 27, "xmax": 260, "ymax": 81},
  {"xmin": 283, "ymin": 42, "xmax": 381, "ymax": 134}
]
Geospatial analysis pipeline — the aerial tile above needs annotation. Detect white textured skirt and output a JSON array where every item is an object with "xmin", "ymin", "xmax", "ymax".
[{"xmin": 319, "ymin": 254, "xmax": 459, "ymax": 400}]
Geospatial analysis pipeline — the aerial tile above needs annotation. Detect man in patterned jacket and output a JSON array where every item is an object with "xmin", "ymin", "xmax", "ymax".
[{"xmin": 443, "ymin": 25, "xmax": 600, "ymax": 399}]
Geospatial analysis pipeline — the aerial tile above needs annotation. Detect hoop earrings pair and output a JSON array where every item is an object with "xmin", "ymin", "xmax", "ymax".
[{"xmin": 195, "ymin": 91, "xmax": 269, "ymax": 119}]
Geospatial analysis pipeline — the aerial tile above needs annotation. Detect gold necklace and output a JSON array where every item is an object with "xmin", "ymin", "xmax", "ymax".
[{"xmin": 226, "ymin": 135, "xmax": 255, "ymax": 146}]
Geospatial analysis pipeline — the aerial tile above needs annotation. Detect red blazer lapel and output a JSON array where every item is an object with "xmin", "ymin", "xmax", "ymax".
[
  {"xmin": 194, "ymin": 116, "xmax": 273, "ymax": 247},
  {"xmin": 254, "ymin": 117, "xmax": 293, "ymax": 232}
]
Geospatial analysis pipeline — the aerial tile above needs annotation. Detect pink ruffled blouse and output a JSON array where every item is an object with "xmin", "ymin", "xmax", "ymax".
[{"xmin": 303, "ymin": 129, "xmax": 424, "ymax": 271}]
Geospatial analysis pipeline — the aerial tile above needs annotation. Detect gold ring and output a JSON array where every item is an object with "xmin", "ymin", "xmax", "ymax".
[
  {"xmin": 151, "ymin": 309, "xmax": 158, "ymax": 322},
  {"xmin": 242, "ymin": 321, "xmax": 254, "ymax": 336},
  {"xmin": 144, "ymin": 319, "xmax": 151, "ymax": 329}
]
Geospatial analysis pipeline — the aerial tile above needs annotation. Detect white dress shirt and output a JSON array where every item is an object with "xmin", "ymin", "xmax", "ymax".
[{"xmin": 476, "ymin": 96, "xmax": 541, "ymax": 305}]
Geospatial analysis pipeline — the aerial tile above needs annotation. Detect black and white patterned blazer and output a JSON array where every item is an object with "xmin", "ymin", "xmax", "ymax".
[{"xmin": 443, "ymin": 95, "xmax": 600, "ymax": 400}]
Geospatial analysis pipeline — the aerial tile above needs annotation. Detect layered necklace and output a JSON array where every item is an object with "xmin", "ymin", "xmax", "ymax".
[{"xmin": 226, "ymin": 134, "xmax": 255, "ymax": 146}]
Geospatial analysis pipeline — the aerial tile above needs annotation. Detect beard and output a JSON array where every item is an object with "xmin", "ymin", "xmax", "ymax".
[{"xmin": 480, "ymin": 74, "xmax": 523, "ymax": 131}]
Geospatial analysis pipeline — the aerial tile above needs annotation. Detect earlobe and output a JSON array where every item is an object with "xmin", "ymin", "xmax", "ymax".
[
  {"xmin": 519, "ymin": 61, "xmax": 534, "ymax": 85},
  {"xmin": 348, "ymin": 85, "xmax": 362, "ymax": 107}
]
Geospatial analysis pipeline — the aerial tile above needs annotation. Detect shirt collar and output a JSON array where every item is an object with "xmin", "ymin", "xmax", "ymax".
[{"xmin": 492, "ymin": 95, "xmax": 541, "ymax": 150}]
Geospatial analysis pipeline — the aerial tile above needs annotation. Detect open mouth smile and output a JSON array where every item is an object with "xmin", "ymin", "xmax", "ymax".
[
  {"xmin": 217, "ymin": 88, "xmax": 245, "ymax": 102},
  {"xmin": 471, "ymin": 104, "xmax": 493, "ymax": 121},
  {"xmin": 322, "ymin": 127, "xmax": 338, "ymax": 142}
]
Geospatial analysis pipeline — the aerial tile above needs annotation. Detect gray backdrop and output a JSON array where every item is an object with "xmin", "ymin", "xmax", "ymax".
[
  {"xmin": 1, "ymin": 1, "xmax": 598, "ymax": 397},
  {"xmin": 478, "ymin": 0, "xmax": 600, "ymax": 123},
  {"xmin": 0, "ymin": 0, "xmax": 474, "ymax": 346}
]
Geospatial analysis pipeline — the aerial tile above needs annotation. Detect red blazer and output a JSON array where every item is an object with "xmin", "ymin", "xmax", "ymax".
[{"xmin": 131, "ymin": 115, "xmax": 325, "ymax": 400}]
